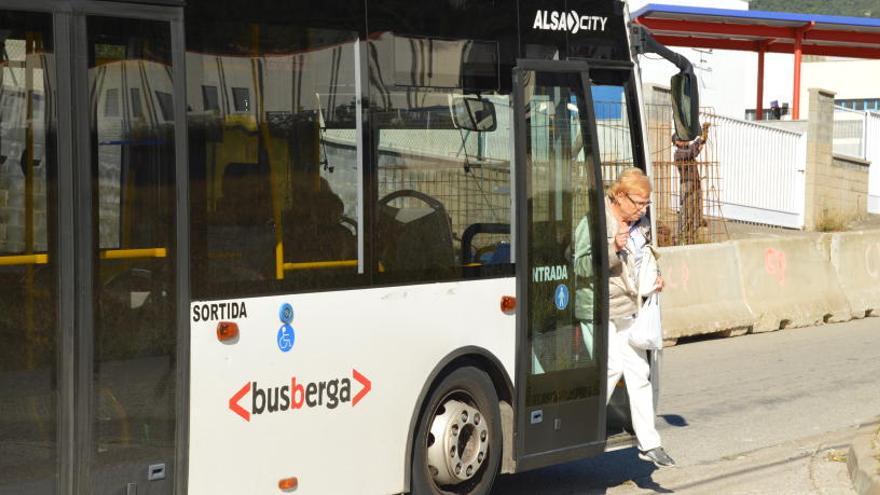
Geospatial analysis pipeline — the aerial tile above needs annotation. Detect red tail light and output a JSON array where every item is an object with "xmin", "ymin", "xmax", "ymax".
[
  {"xmin": 216, "ymin": 321, "xmax": 239, "ymax": 342},
  {"xmin": 500, "ymin": 296, "xmax": 517, "ymax": 314}
]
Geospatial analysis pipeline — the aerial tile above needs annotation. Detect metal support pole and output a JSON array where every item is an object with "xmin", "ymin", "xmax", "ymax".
[
  {"xmin": 756, "ymin": 46, "xmax": 765, "ymax": 120},
  {"xmin": 792, "ymin": 35, "xmax": 802, "ymax": 120},
  {"xmin": 792, "ymin": 23, "xmax": 815, "ymax": 120}
]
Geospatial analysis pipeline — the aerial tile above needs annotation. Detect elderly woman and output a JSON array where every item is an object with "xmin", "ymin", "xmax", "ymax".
[{"xmin": 605, "ymin": 167, "xmax": 675, "ymax": 468}]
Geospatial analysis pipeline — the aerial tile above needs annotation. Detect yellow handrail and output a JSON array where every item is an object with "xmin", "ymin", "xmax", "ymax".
[
  {"xmin": 100, "ymin": 248, "xmax": 167, "ymax": 260},
  {"xmin": 283, "ymin": 259, "xmax": 358, "ymax": 271},
  {"xmin": 0, "ymin": 253, "xmax": 48, "ymax": 266},
  {"xmin": 0, "ymin": 248, "xmax": 167, "ymax": 266}
]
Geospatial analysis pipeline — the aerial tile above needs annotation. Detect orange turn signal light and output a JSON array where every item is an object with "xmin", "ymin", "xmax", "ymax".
[
  {"xmin": 278, "ymin": 476, "xmax": 298, "ymax": 491},
  {"xmin": 216, "ymin": 321, "xmax": 239, "ymax": 342},
  {"xmin": 500, "ymin": 296, "xmax": 517, "ymax": 314}
]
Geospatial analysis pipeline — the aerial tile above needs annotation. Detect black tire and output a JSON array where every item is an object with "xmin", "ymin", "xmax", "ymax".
[{"xmin": 411, "ymin": 366, "xmax": 502, "ymax": 495}]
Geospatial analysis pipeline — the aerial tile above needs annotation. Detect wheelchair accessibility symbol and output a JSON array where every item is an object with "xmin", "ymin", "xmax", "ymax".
[
  {"xmin": 277, "ymin": 324, "xmax": 295, "ymax": 352},
  {"xmin": 277, "ymin": 302, "xmax": 296, "ymax": 352},
  {"xmin": 554, "ymin": 284, "xmax": 569, "ymax": 311}
]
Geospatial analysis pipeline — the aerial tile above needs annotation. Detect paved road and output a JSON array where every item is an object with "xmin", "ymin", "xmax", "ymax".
[{"xmin": 493, "ymin": 317, "xmax": 880, "ymax": 494}]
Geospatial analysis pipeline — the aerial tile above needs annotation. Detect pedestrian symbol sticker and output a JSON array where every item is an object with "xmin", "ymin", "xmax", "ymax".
[
  {"xmin": 277, "ymin": 324, "xmax": 295, "ymax": 352},
  {"xmin": 554, "ymin": 284, "xmax": 569, "ymax": 310},
  {"xmin": 279, "ymin": 303, "xmax": 294, "ymax": 324}
]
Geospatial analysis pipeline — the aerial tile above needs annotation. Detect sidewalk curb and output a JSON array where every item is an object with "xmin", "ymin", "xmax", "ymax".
[{"xmin": 848, "ymin": 424, "xmax": 880, "ymax": 495}]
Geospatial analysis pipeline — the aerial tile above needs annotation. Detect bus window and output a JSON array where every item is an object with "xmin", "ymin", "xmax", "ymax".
[
  {"xmin": 0, "ymin": 12, "xmax": 58, "ymax": 492},
  {"xmin": 187, "ymin": 16, "xmax": 364, "ymax": 298},
  {"xmin": 155, "ymin": 90, "xmax": 174, "ymax": 121},
  {"xmin": 231, "ymin": 87, "xmax": 249, "ymax": 112},
  {"xmin": 516, "ymin": 65, "xmax": 607, "ymax": 458},
  {"xmin": 370, "ymin": 33, "xmax": 514, "ymax": 283},
  {"xmin": 104, "ymin": 88, "xmax": 120, "ymax": 117},
  {"xmin": 590, "ymin": 69, "xmax": 639, "ymax": 186},
  {"xmin": 87, "ymin": 15, "xmax": 180, "ymax": 492},
  {"xmin": 201, "ymin": 85, "xmax": 219, "ymax": 112},
  {"xmin": 130, "ymin": 88, "xmax": 143, "ymax": 119}
]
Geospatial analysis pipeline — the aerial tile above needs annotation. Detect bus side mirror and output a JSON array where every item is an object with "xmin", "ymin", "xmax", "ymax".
[
  {"xmin": 671, "ymin": 71, "xmax": 700, "ymax": 141},
  {"xmin": 450, "ymin": 96, "xmax": 497, "ymax": 132}
]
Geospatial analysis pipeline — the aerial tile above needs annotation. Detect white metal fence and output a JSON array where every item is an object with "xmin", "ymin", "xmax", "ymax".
[
  {"xmin": 833, "ymin": 106, "xmax": 866, "ymax": 159},
  {"xmin": 866, "ymin": 112, "xmax": 880, "ymax": 213},
  {"xmin": 708, "ymin": 113, "xmax": 807, "ymax": 229}
]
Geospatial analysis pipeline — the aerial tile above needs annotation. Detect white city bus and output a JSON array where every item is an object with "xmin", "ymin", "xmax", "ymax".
[{"xmin": 0, "ymin": 0, "xmax": 700, "ymax": 493}]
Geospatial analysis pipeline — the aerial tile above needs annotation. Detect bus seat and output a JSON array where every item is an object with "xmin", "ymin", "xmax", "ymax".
[
  {"xmin": 377, "ymin": 190, "xmax": 455, "ymax": 275},
  {"xmin": 461, "ymin": 223, "xmax": 510, "ymax": 265},
  {"xmin": 485, "ymin": 242, "xmax": 510, "ymax": 264},
  {"xmin": 208, "ymin": 162, "xmax": 275, "ymax": 280},
  {"xmin": 283, "ymin": 178, "xmax": 356, "ymax": 262},
  {"xmin": 217, "ymin": 163, "xmax": 272, "ymax": 227}
]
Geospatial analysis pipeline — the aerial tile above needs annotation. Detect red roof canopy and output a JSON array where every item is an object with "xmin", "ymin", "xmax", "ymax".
[{"xmin": 632, "ymin": 4, "xmax": 880, "ymax": 118}]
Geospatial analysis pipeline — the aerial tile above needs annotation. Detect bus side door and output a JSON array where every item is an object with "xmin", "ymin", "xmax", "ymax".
[{"xmin": 512, "ymin": 60, "xmax": 610, "ymax": 470}]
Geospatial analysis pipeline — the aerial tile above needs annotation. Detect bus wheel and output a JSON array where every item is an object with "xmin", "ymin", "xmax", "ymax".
[{"xmin": 412, "ymin": 366, "xmax": 501, "ymax": 495}]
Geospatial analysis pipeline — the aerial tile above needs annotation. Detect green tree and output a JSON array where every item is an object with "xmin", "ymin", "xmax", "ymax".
[{"xmin": 748, "ymin": 0, "xmax": 880, "ymax": 17}]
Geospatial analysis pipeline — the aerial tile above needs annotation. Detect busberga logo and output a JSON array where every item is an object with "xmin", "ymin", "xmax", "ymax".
[
  {"xmin": 532, "ymin": 10, "xmax": 608, "ymax": 34},
  {"xmin": 228, "ymin": 369, "xmax": 372, "ymax": 422}
]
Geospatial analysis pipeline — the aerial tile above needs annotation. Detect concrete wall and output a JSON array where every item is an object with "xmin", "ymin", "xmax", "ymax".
[
  {"xmin": 657, "ymin": 243, "xmax": 753, "ymax": 341},
  {"xmin": 817, "ymin": 155, "xmax": 870, "ymax": 222},
  {"xmin": 829, "ymin": 230, "xmax": 880, "ymax": 318},
  {"xmin": 804, "ymin": 88, "xmax": 835, "ymax": 231},
  {"xmin": 658, "ymin": 230, "xmax": 880, "ymax": 345},
  {"xmin": 804, "ymin": 88, "xmax": 871, "ymax": 229},
  {"xmin": 734, "ymin": 236, "xmax": 851, "ymax": 332}
]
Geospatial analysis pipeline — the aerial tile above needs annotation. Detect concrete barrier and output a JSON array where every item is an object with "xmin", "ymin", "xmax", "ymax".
[
  {"xmin": 829, "ymin": 230, "xmax": 880, "ymax": 318},
  {"xmin": 657, "ymin": 242, "xmax": 755, "ymax": 344},
  {"xmin": 734, "ymin": 236, "xmax": 852, "ymax": 332}
]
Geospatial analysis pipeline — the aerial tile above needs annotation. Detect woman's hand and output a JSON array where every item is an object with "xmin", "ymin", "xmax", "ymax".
[
  {"xmin": 654, "ymin": 275, "xmax": 665, "ymax": 293},
  {"xmin": 614, "ymin": 220, "xmax": 629, "ymax": 251}
]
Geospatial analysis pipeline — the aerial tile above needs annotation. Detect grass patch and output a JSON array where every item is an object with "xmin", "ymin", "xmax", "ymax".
[
  {"xmin": 874, "ymin": 426, "xmax": 880, "ymax": 473},
  {"xmin": 815, "ymin": 210, "xmax": 852, "ymax": 232},
  {"xmin": 825, "ymin": 450, "xmax": 848, "ymax": 463},
  {"xmin": 873, "ymin": 425, "xmax": 880, "ymax": 448}
]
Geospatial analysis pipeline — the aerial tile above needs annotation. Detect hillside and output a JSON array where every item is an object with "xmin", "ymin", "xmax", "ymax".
[{"xmin": 748, "ymin": 0, "xmax": 880, "ymax": 18}]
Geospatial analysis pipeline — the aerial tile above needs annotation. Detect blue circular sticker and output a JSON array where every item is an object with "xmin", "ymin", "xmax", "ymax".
[
  {"xmin": 279, "ymin": 303, "xmax": 294, "ymax": 324},
  {"xmin": 554, "ymin": 284, "xmax": 570, "ymax": 311},
  {"xmin": 277, "ymin": 324, "xmax": 295, "ymax": 352}
]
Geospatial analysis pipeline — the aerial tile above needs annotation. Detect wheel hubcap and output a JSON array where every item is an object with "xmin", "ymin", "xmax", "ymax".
[{"xmin": 426, "ymin": 399, "xmax": 489, "ymax": 485}]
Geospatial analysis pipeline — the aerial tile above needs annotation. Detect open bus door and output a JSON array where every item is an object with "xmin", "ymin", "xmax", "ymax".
[{"xmin": 512, "ymin": 60, "xmax": 610, "ymax": 471}]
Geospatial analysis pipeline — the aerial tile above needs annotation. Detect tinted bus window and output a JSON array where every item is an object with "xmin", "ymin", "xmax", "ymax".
[
  {"xmin": 0, "ymin": 12, "xmax": 58, "ymax": 493},
  {"xmin": 590, "ymin": 69, "xmax": 642, "ymax": 185},
  {"xmin": 87, "ymin": 16, "xmax": 179, "ymax": 492},
  {"xmin": 369, "ymin": 33, "xmax": 514, "ymax": 283},
  {"xmin": 186, "ymin": 1, "xmax": 366, "ymax": 299}
]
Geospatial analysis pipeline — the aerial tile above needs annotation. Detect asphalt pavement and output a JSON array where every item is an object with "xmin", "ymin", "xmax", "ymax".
[{"xmin": 492, "ymin": 316, "xmax": 880, "ymax": 494}]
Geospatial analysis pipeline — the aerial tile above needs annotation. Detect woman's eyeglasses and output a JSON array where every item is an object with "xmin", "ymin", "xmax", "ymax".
[{"xmin": 626, "ymin": 193, "xmax": 651, "ymax": 209}]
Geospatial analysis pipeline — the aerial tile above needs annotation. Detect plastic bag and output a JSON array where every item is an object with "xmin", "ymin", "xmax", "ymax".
[
  {"xmin": 628, "ymin": 293, "xmax": 663, "ymax": 350},
  {"xmin": 638, "ymin": 245, "xmax": 660, "ymax": 297}
]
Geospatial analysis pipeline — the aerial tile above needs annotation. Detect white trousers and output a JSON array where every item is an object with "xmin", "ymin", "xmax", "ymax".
[{"xmin": 607, "ymin": 318, "xmax": 661, "ymax": 451}]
